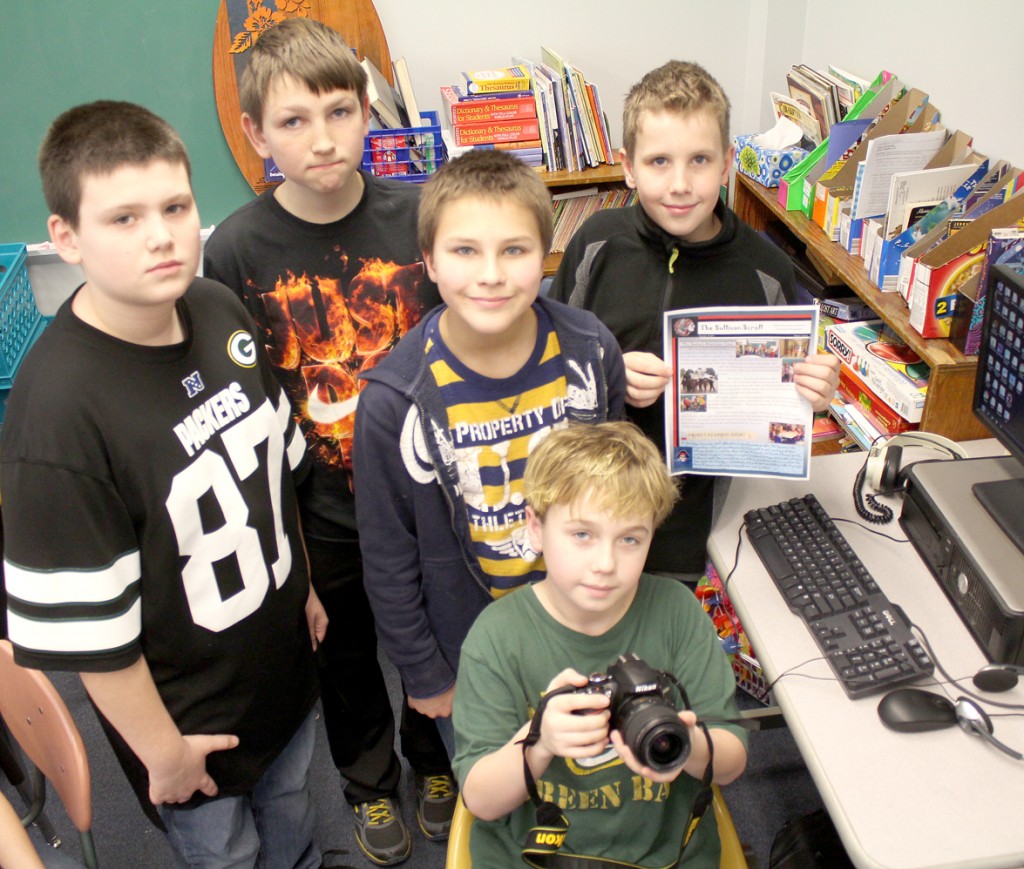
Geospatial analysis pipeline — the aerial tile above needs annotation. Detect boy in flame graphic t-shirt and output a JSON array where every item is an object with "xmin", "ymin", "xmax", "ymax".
[{"xmin": 202, "ymin": 17, "xmax": 447, "ymax": 864}]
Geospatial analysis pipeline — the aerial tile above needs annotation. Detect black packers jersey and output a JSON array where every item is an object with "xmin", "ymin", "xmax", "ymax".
[{"xmin": 1, "ymin": 277, "xmax": 318, "ymax": 796}]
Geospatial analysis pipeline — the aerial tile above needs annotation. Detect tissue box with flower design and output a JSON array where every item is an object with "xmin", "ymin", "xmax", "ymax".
[{"xmin": 733, "ymin": 134, "xmax": 807, "ymax": 188}]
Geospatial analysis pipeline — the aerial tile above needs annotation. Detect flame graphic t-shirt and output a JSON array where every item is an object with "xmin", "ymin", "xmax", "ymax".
[
  {"xmin": 203, "ymin": 174, "xmax": 442, "ymax": 531},
  {"xmin": 423, "ymin": 306, "xmax": 569, "ymax": 595}
]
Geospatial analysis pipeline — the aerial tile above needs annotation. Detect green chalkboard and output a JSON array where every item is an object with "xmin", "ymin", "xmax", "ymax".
[{"xmin": 0, "ymin": 1, "xmax": 255, "ymax": 244}]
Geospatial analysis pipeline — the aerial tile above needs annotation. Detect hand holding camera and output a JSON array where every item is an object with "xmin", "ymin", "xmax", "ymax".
[
  {"xmin": 535, "ymin": 654, "xmax": 695, "ymax": 782},
  {"xmin": 532, "ymin": 668, "xmax": 614, "ymax": 763}
]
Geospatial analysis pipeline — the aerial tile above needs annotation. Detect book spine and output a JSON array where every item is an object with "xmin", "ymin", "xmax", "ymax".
[
  {"xmin": 449, "ymin": 85, "xmax": 534, "ymax": 102},
  {"xmin": 819, "ymin": 298, "xmax": 875, "ymax": 320},
  {"xmin": 446, "ymin": 95, "xmax": 537, "ymax": 125},
  {"xmin": 473, "ymin": 140, "xmax": 548, "ymax": 152},
  {"xmin": 452, "ymin": 118, "xmax": 541, "ymax": 146},
  {"xmin": 462, "ymin": 67, "xmax": 531, "ymax": 94},
  {"xmin": 837, "ymin": 365, "xmax": 918, "ymax": 433}
]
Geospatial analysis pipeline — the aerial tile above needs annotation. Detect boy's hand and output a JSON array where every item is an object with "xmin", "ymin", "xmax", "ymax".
[
  {"xmin": 794, "ymin": 353, "xmax": 841, "ymax": 413},
  {"xmin": 305, "ymin": 585, "xmax": 328, "ymax": 650},
  {"xmin": 609, "ymin": 710, "xmax": 698, "ymax": 783},
  {"xmin": 408, "ymin": 684, "xmax": 456, "ymax": 719},
  {"xmin": 534, "ymin": 669, "xmax": 612, "ymax": 762},
  {"xmin": 623, "ymin": 352, "xmax": 672, "ymax": 408},
  {"xmin": 148, "ymin": 733, "xmax": 239, "ymax": 805}
]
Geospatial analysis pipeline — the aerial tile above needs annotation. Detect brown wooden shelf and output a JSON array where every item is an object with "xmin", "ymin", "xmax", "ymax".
[
  {"xmin": 733, "ymin": 173, "xmax": 986, "ymax": 442},
  {"xmin": 537, "ymin": 163, "xmax": 625, "ymax": 188},
  {"xmin": 541, "ymin": 164, "xmax": 627, "ymax": 274}
]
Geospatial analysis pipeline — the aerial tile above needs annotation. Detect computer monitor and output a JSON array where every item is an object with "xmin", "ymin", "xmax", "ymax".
[{"xmin": 972, "ymin": 263, "xmax": 1024, "ymax": 555}]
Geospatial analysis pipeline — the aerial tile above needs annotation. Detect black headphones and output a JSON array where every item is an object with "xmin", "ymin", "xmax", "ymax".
[
  {"xmin": 955, "ymin": 697, "xmax": 1024, "ymax": 761},
  {"xmin": 853, "ymin": 432, "xmax": 968, "ymax": 523},
  {"xmin": 974, "ymin": 663, "xmax": 1024, "ymax": 695}
]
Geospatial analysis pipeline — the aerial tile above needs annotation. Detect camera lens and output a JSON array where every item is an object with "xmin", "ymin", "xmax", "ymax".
[
  {"xmin": 648, "ymin": 731, "xmax": 686, "ymax": 768},
  {"xmin": 615, "ymin": 697, "xmax": 690, "ymax": 773}
]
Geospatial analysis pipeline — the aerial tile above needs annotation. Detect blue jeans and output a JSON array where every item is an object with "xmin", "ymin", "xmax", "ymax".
[
  {"xmin": 433, "ymin": 715, "xmax": 456, "ymax": 760},
  {"xmin": 158, "ymin": 710, "xmax": 320, "ymax": 869}
]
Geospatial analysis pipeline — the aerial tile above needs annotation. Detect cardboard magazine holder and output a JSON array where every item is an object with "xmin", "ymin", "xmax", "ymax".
[{"xmin": 907, "ymin": 191, "xmax": 1024, "ymax": 338}]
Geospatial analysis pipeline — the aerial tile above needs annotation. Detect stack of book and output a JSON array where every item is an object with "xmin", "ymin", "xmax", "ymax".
[
  {"xmin": 550, "ymin": 186, "xmax": 637, "ymax": 253},
  {"xmin": 816, "ymin": 295, "xmax": 875, "ymax": 353},
  {"xmin": 530, "ymin": 47, "xmax": 614, "ymax": 172},
  {"xmin": 825, "ymin": 319, "xmax": 929, "ymax": 448},
  {"xmin": 442, "ymin": 52, "xmax": 617, "ymax": 174},
  {"xmin": 772, "ymin": 64, "xmax": 868, "ymax": 147},
  {"xmin": 441, "ymin": 70, "xmax": 543, "ymax": 167}
]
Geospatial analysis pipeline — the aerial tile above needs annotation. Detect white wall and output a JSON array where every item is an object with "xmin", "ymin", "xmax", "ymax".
[
  {"xmin": 787, "ymin": 0, "xmax": 1024, "ymax": 168},
  {"xmin": 374, "ymin": 0, "xmax": 1024, "ymax": 170},
  {"xmin": 372, "ymin": 0, "xmax": 761, "ymax": 150}
]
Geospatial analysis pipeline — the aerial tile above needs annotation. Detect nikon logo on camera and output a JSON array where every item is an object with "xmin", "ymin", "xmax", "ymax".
[{"xmin": 529, "ymin": 829, "xmax": 567, "ymax": 849}]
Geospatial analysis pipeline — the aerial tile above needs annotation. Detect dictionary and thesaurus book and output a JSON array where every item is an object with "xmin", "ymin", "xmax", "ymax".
[
  {"xmin": 441, "ymin": 86, "xmax": 537, "ymax": 125},
  {"xmin": 448, "ymin": 116, "xmax": 542, "ymax": 147},
  {"xmin": 461, "ymin": 64, "xmax": 531, "ymax": 94}
]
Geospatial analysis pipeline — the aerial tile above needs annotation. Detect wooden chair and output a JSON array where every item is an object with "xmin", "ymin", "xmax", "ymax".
[
  {"xmin": 446, "ymin": 784, "xmax": 748, "ymax": 869},
  {"xmin": 0, "ymin": 640, "xmax": 98, "ymax": 868}
]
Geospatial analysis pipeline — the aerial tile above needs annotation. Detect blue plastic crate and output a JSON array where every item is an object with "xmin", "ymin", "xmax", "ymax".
[
  {"xmin": 0, "ymin": 244, "xmax": 46, "ymax": 390},
  {"xmin": 361, "ymin": 110, "xmax": 447, "ymax": 183}
]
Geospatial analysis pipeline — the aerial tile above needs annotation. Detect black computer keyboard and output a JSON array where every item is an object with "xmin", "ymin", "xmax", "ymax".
[{"xmin": 743, "ymin": 494, "xmax": 933, "ymax": 698}]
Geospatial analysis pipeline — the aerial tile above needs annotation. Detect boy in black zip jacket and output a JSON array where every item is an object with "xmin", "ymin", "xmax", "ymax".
[{"xmin": 550, "ymin": 60, "xmax": 840, "ymax": 580}]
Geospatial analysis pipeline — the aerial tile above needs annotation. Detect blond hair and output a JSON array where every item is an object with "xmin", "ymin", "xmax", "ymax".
[
  {"xmin": 417, "ymin": 149, "xmax": 553, "ymax": 254},
  {"xmin": 239, "ymin": 17, "xmax": 366, "ymax": 127},
  {"xmin": 525, "ymin": 422, "xmax": 678, "ymax": 527},
  {"xmin": 621, "ymin": 60, "xmax": 730, "ymax": 158},
  {"xmin": 38, "ymin": 100, "xmax": 190, "ymax": 228}
]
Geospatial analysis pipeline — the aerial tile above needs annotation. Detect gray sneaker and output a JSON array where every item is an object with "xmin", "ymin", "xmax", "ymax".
[
  {"xmin": 415, "ymin": 774, "xmax": 458, "ymax": 841},
  {"xmin": 352, "ymin": 797, "xmax": 412, "ymax": 866}
]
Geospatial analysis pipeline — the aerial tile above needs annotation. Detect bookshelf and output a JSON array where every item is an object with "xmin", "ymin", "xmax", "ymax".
[
  {"xmin": 732, "ymin": 173, "xmax": 987, "ymax": 442},
  {"xmin": 539, "ymin": 164, "xmax": 627, "ymax": 275}
]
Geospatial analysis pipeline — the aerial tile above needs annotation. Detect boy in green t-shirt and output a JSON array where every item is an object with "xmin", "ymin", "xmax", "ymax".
[{"xmin": 453, "ymin": 421, "xmax": 748, "ymax": 867}]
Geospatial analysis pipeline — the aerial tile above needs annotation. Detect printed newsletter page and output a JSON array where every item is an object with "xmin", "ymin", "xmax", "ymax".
[{"xmin": 663, "ymin": 305, "xmax": 817, "ymax": 478}]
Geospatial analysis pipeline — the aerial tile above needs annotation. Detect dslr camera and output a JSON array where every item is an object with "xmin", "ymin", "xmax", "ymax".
[{"xmin": 572, "ymin": 653, "xmax": 690, "ymax": 773}]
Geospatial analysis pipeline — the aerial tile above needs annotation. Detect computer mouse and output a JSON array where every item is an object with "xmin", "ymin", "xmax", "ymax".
[{"xmin": 877, "ymin": 688, "xmax": 958, "ymax": 732}]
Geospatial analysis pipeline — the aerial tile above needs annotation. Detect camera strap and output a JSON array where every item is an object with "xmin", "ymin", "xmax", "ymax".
[{"xmin": 515, "ymin": 687, "xmax": 715, "ymax": 869}]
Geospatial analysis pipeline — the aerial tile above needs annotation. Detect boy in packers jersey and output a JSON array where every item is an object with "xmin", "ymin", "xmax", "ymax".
[
  {"xmin": 202, "ymin": 19, "xmax": 449, "ymax": 862},
  {"xmin": 353, "ymin": 149, "xmax": 626, "ymax": 755},
  {"xmin": 1, "ymin": 101, "xmax": 326, "ymax": 868}
]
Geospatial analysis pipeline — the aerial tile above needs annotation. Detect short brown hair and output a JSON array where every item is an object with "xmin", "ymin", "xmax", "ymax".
[
  {"xmin": 239, "ymin": 17, "xmax": 367, "ymax": 127},
  {"xmin": 621, "ymin": 60, "xmax": 731, "ymax": 158},
  {"xmin": 38, "ymin": 100, "xmax": 191, "ymax": 228},
  {"xmin": 417, "ymin": 150, "xmax": 553, "ymax": 254},
  {"xmin": 524, "ymin": 422, "xmax": 678, "ymax": 527}
]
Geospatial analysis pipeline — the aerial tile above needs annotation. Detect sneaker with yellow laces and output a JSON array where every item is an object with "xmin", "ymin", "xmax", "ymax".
[
  {"xmin": 352, "ymin": 796, "xmax": 411, "ymax": 865},
  {"xmin": 415, "ymin": 773, "xmax": 458, "ymax": 841}
]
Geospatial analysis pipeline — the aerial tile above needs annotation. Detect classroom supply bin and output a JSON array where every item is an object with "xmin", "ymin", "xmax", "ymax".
[
  {"xmin": 361, "ymin": 110, "xmax": 447, "ymax": 182},
  {"xmin": 0, "ymin": 243, "xmax": 48, "ymax": 391},
  {"xmin": 698, "ymin": 563, "xmax": 773, "ymax": 704}
]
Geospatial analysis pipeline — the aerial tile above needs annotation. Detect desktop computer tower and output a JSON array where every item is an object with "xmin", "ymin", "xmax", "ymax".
[{"xmin": 900, "ymin": 455, "xmax": 1024, "ymax": 664}]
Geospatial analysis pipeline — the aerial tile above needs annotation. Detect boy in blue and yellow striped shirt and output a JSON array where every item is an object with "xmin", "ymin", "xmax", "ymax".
[{"xmin": 354, "ymin": 149, "xmax": 626, "ymax": 751}]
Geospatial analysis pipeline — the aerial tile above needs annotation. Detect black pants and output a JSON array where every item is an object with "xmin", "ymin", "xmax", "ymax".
[{"xmin": 305, "ymin": 534, "xmax": 451, "ymax": 806}]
